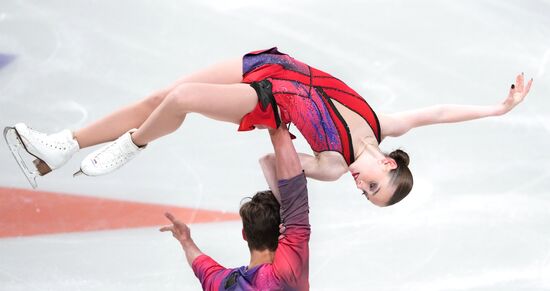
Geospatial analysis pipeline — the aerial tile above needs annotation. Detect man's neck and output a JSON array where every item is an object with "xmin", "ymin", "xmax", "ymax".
[{"xmin": 248, "ymin": 249, "xmax": 275, "ymax": 269}]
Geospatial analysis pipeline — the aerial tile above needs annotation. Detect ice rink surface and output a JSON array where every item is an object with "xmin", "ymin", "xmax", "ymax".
[{"xmin": 1, "ymin": 0, "xmax": 550, "ymax": 290}]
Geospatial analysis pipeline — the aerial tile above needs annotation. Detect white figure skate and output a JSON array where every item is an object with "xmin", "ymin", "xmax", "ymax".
[
  {"xmin": 3, "ymin": 123, "xmax": 79, "ymax": 188},
  {"xmin": 74, "ymin": 129, "xmax": 144, "ymax": 177}
]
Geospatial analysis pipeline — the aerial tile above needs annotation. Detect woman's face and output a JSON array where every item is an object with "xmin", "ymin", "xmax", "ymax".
[{"xmin": 349, "ymin": 154, "xmax": 397, "ymax": 207}]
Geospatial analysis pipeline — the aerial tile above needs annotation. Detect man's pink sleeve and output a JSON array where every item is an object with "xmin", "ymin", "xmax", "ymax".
[
  {"xmin": 192, "ymin": 254, "xmax": 231, "ymax": 291},
  {"xmin": 272, "ymin": 173, "xmax": 310, "ymax": 289}
]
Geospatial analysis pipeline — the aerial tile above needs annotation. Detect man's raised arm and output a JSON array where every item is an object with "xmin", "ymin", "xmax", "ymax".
[
  {"xmin": 269, "ymin": 126, "xmax": 310, "ymax": 290},
  {"xmin": 268, "ymin": 127, "xmax": 302, "ymax": 180}
]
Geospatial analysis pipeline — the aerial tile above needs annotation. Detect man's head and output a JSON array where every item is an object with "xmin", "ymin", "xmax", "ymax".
[{"xmin": 239, "ymin": 190, "xmax": 281, "ymax": 252}]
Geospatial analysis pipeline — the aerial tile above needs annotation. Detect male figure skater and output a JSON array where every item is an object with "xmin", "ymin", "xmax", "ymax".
[{"xmin": 160, "ymin": 125, "xmax": 310, "ymax": 290}]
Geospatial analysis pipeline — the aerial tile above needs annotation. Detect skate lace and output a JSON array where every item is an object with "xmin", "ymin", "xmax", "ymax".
[{"xmin": 93, "ymin": 138, "xmax": 137, "ymax": 168}]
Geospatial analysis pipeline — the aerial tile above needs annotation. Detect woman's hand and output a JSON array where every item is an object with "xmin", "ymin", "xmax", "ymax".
[
  {"xmin": 500, "ymin": 73, "xmax": 533, "ymax": 115},
  {"xmin": 160, "ymin": 212, "xmax": 192, "ymax": 245}
]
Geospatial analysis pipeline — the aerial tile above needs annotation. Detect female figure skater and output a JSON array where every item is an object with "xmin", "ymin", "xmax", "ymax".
[{"xmin": 9, "ymin": 47, "xmax": 532, "ymax": 207}]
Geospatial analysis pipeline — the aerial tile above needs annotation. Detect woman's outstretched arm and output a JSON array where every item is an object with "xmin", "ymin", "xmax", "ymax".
[{"xmin": 380, "ymin": 73, "xmax": 533, "ymax": 138}]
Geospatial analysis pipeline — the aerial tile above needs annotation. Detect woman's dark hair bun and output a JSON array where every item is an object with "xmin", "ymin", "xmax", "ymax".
[
  {"xmin": 389, "ymin": 149, "xmax": 410, "ymax": 167},
  {"xmin": 386, "ymin": 149, "xmax": 413, "ymax": 206}
]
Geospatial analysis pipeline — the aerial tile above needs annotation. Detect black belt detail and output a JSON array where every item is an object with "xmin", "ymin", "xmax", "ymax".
[{"xmin": 250, "ymin": 79, "xmax": 282, "ymax": 129}]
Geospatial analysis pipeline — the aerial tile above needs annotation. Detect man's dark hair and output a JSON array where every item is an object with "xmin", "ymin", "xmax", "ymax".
[{"xmin": 239, "ymin": 190, "xmax": 281, "ymax": 252}]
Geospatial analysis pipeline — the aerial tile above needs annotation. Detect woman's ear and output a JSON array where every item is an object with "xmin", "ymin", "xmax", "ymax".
[
  {"xmin": 242, "ymin": 229, "xmax": 247, "ymax": 241},
  {"xmin": 384, "ymin": 157, "xmax": 397, "ymax": 170}
]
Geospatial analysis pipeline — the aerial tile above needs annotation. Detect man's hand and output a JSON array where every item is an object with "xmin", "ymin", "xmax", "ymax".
[
  {"xmin": 160, "ymin": 212, "xmax": 192, "ymax": 245},
  {"xmin": 278, "ymin": 223, "xmax": 286, "ymax": 240}
]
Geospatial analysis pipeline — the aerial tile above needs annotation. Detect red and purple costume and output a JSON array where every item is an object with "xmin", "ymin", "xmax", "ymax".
[{"xmin": 239, "ymin": 47, "xmax": 381, "ymax": 165}]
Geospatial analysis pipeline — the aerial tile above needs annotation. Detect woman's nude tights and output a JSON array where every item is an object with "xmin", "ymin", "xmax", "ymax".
[{"xmin": 73, "ymin": 58, "xmax": 258, "ymax": 148}]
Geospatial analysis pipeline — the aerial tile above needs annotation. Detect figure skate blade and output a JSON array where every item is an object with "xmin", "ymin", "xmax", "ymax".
[{"xmin": 3, "ymin": 127, "xmax": 39, "ymax": 188}]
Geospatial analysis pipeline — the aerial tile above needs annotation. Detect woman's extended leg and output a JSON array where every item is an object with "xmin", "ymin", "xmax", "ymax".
[
  {"xmin": 131, "ymin": 83, "xmax": 257, "ymax": 145},
  {"xmin": 78, "ymin": 82, "xmax": 258, "ymax": 176},
  {"xmin": 74, "ymin": 58, "xmax": 243, "ymax": 148}
]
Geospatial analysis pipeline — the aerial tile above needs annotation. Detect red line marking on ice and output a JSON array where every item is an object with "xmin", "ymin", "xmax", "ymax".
[{"xmin": 0, "ymin": 187, "xmax": 240, "ymax": 238}]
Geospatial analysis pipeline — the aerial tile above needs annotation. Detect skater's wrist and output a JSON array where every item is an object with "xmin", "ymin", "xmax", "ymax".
[{"xmin": 179, "ymin": 237, "xmax": 196, "ymax": 248}]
